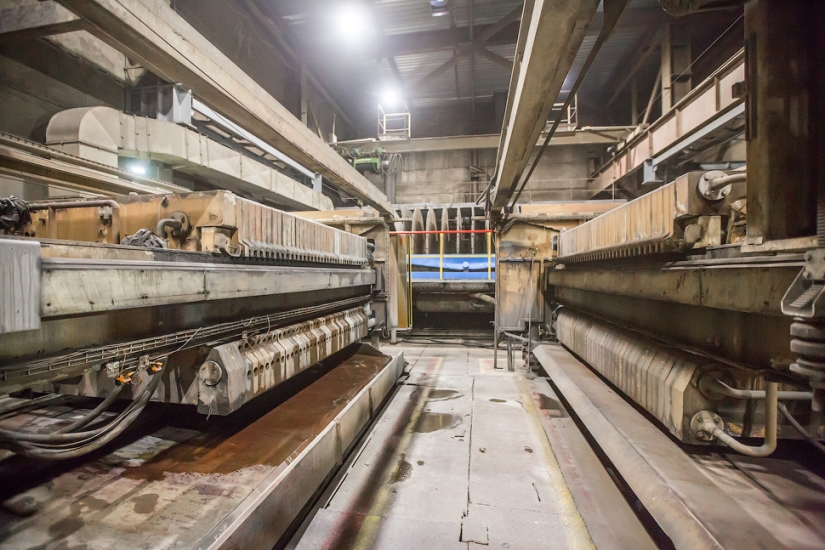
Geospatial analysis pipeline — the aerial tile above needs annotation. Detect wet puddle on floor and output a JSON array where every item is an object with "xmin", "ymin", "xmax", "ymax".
[
  {"xmin": 538, "ymin": 394, "xmax": 568, "ymax": 418},
  {"xmin": 428, "ymin": 389, "xmax": 461, "ymax": 401},
  {"xmin": 414, "ymin": 412, "xmax": 462, "ymax": 433}
]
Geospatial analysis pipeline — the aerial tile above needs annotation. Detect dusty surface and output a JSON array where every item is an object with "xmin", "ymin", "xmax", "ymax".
[
  {"xmin": 295, "ymin": 343, "xmax": 647, "ymax": 550},
  {"xmin": 0, "ymin": 348, "xmax": 389, "ymax": 549}
]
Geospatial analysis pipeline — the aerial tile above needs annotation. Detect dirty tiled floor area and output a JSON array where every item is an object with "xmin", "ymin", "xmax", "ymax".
[{"xmin": 295, "ymin": 343, "xmax": 603, "ymax": 549}]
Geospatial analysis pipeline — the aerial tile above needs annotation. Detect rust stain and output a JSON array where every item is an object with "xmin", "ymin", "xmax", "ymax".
[
  {"xmin": 131, "ymin": 493, "xmax": 159, "ymax": 515},
  {"xmin": 538, "ymin": 394, "xmax": 568, "ymax": 418},
  {"xmin": 122, "ymin": 351, "xmax": 390, "ymax": 480},
  {"xmin": 390, "ymin": 454, "xmax": 412, "ymax": 484},
  {"xmin": 489, "ymin": 398, "xmax": 506, "ymax": 403}
]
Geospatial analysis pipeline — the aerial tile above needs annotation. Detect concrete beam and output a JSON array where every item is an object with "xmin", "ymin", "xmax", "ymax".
[
  {"xmin": 337, "ymin": 128, "xmax": 630, "ymax": 153},
  {"xmin": 55, "ymin": 0, "xmax": 394, "ymax": 215},
  {"xmin": 491, "ymin": 0, "xmax": 601, "ymax": 212},
  {"xmin": 0, "ymin": 0, "xmax": 85, "ymax": 42}
]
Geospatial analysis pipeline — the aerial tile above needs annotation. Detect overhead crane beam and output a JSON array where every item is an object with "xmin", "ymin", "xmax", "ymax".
[
  {"xmin": 489, "ymin": 0, "xmax": 601, "ymax": 214},
  {"xmin": 54, "ymin": 0, "xmax": 394, "ymax": 215}
]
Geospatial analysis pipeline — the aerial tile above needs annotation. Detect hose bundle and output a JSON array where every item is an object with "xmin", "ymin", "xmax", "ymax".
[{"xmin": 0, "ymin": 362, "xmax": 166, "ymax": 460}]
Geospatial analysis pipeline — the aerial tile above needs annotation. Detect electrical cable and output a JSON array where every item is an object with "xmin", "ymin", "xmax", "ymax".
[
  {"xmin": 777, "ymin": 402, "xmax": 825, "ymax": 456},
  {"xmin": 0, "ymin": 360, "xmax": 168, "ymax": 459}
]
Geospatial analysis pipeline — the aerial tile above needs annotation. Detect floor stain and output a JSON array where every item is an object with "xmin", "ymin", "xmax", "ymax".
[
  {"xmin": 428, "ymin": 389, "xmax": 461, "ymax": 401},
  {"xmin": 489, "ymin": 398, "xmax": 506, "ymax": 403},
  {"xmin": 47, "ymin": 517, "xmax": 84, "ymax": 540},
  {"xmin": 390, "ymin": 454, "xmax": 412, "ymax": 483},
  {"xmin": 538, "ymin": 394, "xmax": 568, "ymax": 417},
  {"xmin": 417, "ymin": 460, "xmax": 424, "ymax": 466},
  {"xmin": 524, "ymin": 447, "xmax": 534, "ymax": 453},
  {"xmin": 414, "ymin": 412, "xmax": 461, "ymax": 433},
  {"xmin": 132, "ymin": 493, "xmax": 159, "ymax": 515}
]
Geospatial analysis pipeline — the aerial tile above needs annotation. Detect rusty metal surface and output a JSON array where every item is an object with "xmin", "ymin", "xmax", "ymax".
[
  {"xmin": 559, "ymin": 178, "xmax": 679, "ymax": 261},
  {"xmin": 558, "ymin": 172, "xmax": 740, "ymax": 262},
  {"xmin": 0, "ymin": 345, "xmax": 403, "ymax": 549},
  {"xmin": 548, "ymin": 258, "xmax": 802, "ymax": 315},
  {"xmin": 20, "ymin": 191, "xmax": 369, "ymax": 266},
  {"xmin": 497, "ymin": 219, "xmax": 558, "ymax": 332}
]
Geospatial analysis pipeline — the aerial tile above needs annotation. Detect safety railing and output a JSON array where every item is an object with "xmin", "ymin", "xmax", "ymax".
[{"xmin": 389, "ymin": 229, "xmax": 496, "ymax": 281}]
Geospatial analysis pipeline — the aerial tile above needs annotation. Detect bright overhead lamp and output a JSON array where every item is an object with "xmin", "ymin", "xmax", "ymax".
[
  {"xmin": 337, "ymin": 3, "xmax": 371, "ymax": 41},
  {"xmin": 380, "ymin": 88, "xmax": 402, "ymax": 108},
  {"xmin": 430, "ymin": 0, "xmax": 450, "ymax": 17}
]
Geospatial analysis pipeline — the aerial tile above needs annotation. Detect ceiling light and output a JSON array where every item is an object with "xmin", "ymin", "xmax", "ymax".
[
  {"xmin": 381, "ymin": 88, "xmax": 402, "ymax": 108},
  {"xmin": 128, "ymin": 163, "xmax": 146, "ymax": 175},
  {"xmin": 337, "ymin": 4, "xmax": 370, "ymax": 41},
  {"xmin": 430, "ymin": 0, "xmax": 450, "ymax": 17}
]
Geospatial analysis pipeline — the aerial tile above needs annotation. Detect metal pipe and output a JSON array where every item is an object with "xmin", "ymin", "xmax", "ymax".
[
  {"xmin": 29, "ymin": 200, "xmax": 121, "ymax": 243},
  {"xmin": 156, "ymin": 218, "xmax": 182, "ymax": 237},
  {"xmin": 698, "ymin": 382, "xmax": 778, "ymax": 457},
  {"xmin": 705, "ymin": 377, "xmax": 812, "ymax": 400},
  {"xmin": 706, "ymin": 172, "xmax": 746, "ymax": 191},
  {"xmin": 439, "ymin": 233, "xmax": 444, "ymax": 280},
  {"xmin": 501, "ymin": 331, "xmax": 530, "ymax": 343},
  {"xmin": 29, "ymin": 199, "xmax": 120, "ymax": 211},
  {"xmin": 487, "ymin": 231, "xmax": 492, "ymax": 279},
  {"xmin": 470, "ymin": 293, "xmax": 495, "ymax": 305}
]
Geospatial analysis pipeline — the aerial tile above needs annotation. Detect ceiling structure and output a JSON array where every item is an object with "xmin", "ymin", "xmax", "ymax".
[{"xmin": 263, "ymin": 0, "xmax": 742, "ymax": 138}]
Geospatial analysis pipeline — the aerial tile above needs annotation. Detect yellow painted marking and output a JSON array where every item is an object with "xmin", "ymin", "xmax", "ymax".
[
  {"xmin": 352, "ymin": 357, "xmax": 443, "ymax": 549},
  {"xmin": 517, "ymin": 376, "xmax": 595, "ymax": 550}
]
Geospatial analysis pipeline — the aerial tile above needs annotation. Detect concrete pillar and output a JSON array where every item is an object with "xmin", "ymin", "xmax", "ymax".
[{"xmin": 745, "ymin": 0, "xmax": 823, "ymax": 244}]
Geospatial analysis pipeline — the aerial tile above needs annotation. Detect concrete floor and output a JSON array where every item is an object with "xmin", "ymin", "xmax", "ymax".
[{"xmin": 295, "ymin": 343, "xmax": 653, "ymax": 550}]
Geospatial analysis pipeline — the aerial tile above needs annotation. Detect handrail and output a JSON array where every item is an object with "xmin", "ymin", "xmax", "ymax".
[{"xmin": 400, "ymin": 229, "xmax": 495, "ymax": 281}]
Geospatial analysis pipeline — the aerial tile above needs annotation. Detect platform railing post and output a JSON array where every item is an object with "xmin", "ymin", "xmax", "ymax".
[
  {"xmin": 487, "ymin": 231, "xmax": 492, "ymax": 280},
  {"xmin": 439, "ymin": 233, "xmax": 444, "ymax": 280}
]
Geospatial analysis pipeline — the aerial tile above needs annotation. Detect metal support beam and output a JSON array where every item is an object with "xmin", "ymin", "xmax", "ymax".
[
  {"xmin": 55, "ymin": 0, "xmax": 393, "ymax": 215},
  {"xmin": 476, "ymin": 46, "xmax": 513, "ymax": 71},
  {"xmin": 409, "ymin": 6, "xmax": 523, "ymax": 95},
  {"xmin": 490, "ymin": 0, "xmax": 601, "ymax": 212},
  {"xmin": 660, "ymin": 23, "xmax": 672, "ymax": 112}
]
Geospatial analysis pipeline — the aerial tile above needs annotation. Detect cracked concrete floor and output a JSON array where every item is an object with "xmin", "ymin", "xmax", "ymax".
[{"xmin": 295, "ymin": 343, "xmax": 651, "ymax": 550}]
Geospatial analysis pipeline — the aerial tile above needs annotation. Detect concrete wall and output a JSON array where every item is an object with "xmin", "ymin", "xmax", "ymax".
[
  {"xmin": 0, "ymin": 54, "xmax": 109, "ymax": 141},
  {"xmin": 393, "ymin": 144, "xmax": 602, "ymax": 205}
]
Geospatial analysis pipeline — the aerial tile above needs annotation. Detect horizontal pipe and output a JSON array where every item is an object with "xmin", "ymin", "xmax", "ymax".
[
  {"xmin": 389, "ymin": 229, "xmax": 495, "ymax": 235},
  {"xmin": 706, "ymin": 172, "xmax": 746, "ymax": 190},
  {"xmin": 29, "ymin": 199, "xmax": 120, "ymax": 211},
  {"xmin": 706, "ymin": 378, "xmax": 812, "ymax": 401},
  {"xmin": 470, "ymin": 293, "xmax": 495, "ymax": 305},
  {"xmin": 501, "ymin": 331, "xmax": 530, "ymax": 343}
]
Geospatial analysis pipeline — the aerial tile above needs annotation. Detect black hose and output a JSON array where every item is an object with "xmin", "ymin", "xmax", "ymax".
[
  {"xmin": 55, "ymin": 383, "xmax": 126, "ymax": 434},
  {"xmin": 0, "ymin": 363, "xmax": 166, "ymax": 459},
  {"xmin": 777, "ymin": 402, "xmax": 825, "ymax": 456}
]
